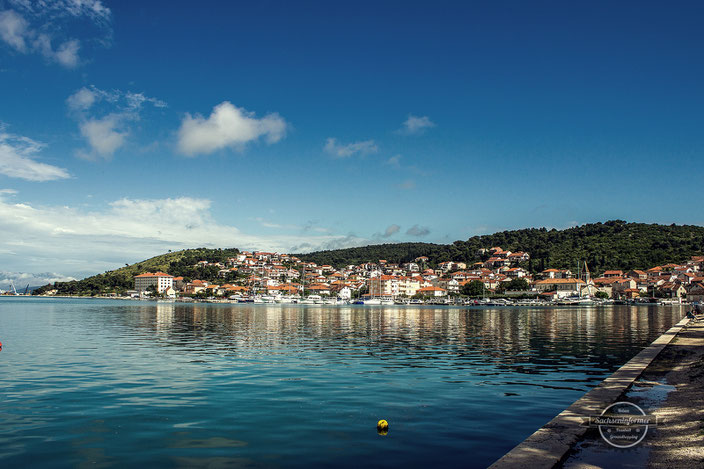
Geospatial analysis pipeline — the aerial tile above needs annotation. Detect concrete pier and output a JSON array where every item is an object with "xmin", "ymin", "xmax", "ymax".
[{"xmin": 489, "ymin": 316, "xmax": 692, "ymax": 469}]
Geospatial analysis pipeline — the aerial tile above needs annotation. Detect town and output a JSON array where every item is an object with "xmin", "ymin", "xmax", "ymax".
[{"xmin": 129, "ymin": 247, "xmax": 704, "ymax": 305}]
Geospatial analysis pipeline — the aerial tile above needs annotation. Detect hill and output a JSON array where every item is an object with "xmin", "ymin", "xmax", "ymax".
[
  {"xmin": 33, "ymin": 221, "xmax": 704, "ymax": 296},
  {"xmin": 33, "ymin": 248, "xmax": 240, "ymax": 296},
  {"xmin": 297, "ymin": 221, "xmax": 704, "ymax": 273}
]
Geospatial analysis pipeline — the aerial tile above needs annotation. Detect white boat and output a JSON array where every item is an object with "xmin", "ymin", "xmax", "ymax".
[
  {"xmin": 300, "ymin": 295, "xmax": 322, "ymax": 304},
  {"xmin": 359, "ymin": 298, "xmax": 382, "ymax": 305}
]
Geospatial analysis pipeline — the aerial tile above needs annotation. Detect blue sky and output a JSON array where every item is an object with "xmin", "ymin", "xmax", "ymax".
[{"xmin": 1, "ymin": 0, "xmax": 703, "ymax": 285}]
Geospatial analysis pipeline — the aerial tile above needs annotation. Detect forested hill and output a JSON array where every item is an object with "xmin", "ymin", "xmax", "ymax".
[
  {"xmin": 297, "ymin": 221, "xmax": 704, "ymax": 273},
  {"xmin": 33, "ymin": 248, "xmax": 240, "ymax": 296},
  {"xmin": 33, "ymin": 221, "xmax": 704, "ymax": 296}
]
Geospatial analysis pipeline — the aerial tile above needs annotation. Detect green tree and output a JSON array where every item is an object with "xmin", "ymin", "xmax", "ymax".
[
  {"xmin": 504, "ymin": 278, "xmax": 529, "ymax": 291},
  {"xmin": 461, "ymin": 280, "xmax": 485, "ymax": 297}
]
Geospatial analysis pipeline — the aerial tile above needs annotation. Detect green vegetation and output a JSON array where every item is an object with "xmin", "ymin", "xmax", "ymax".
[
  {"xmin": 297, "ymin": 243, "xmax": 446, "ymax": 269},
  {"xmin": 498, "ymin": 278, "xmax": 530, "ymax": 292},
  {"xmin": 298, "ymin": 221, "xmax": 704, "ymax": 274},
  {"xmin": 461, "ymin": 280, "xmax": 485, "ymax": 297},
  {"xmin": 33, "ymin": 248, "xmax": 239, "ymax": 296}
]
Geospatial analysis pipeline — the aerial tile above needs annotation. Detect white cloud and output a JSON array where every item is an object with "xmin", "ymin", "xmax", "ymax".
[
  {"xmin": 381, "ymin": 224, "xmax": 400, "ymax": 238},
  {"xmin": 0, "ymin": 192, "xmax": 362, "ymax": 277},
  {"xmin": 10, "ymin": 0, "xmax": 111, "ymax": 24},
  {"xmin": 290, "ymin": 234, "xmax": 369, "ymax": 253},
  {"xmin": 67, "ymin": 86, "xmax": 164, "ymax": 114},
  {"xmin": 52, "ymin": 37, "xmax": 79, "ymax": 67},
  {"xmin": 66, "ymin": 86, "xmax": 100, "ymax": 111},
  {"xmin": 0, "ymin": 127, "xmax": 70, "ymax": 181},
  {"xmin": 399, "ymin": 115, "xmax": 435, "ymax": 135},
  {"xmin": 0, "ymin": 1, "xmax": 112, "ymax": 68},
  {"xmin": 386, "ymin": 155, "xmax": 402, "ymax": 168},
  {"xmin": 406, "ymin": 224, "xmax": 430, "ymax": 237},
  {"xmin": 33, "ymin": 32, "xmax": 79, "ymax": 67},
  {"xmin": 67, "ymin": 86, "xmax": 166, "ymax": 158},
  {"xmin": 324, "ymin": 138, "xmax": 378, "ymax": 159},
  {"xmin": 177, "ymin": 101, "xmax": 287, "ymax": 156},
  {"xmin": 78, "ymin": 114, "xmax": 127, "ymax": 159},
  {"xmin": 0, "ymin": 271, "xmax": 76, "ymax": 290},
  {"xmin": 125, "ymin": 91, "xmax": 167, "ymax": 111},
  {"xmin": 0, "ymin": 9, "xmax": 29, "ymax": 51}
]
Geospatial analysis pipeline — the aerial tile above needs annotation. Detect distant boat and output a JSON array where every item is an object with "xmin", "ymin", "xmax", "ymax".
[
  {"xmin": 300, "ymin": 295, "xmax": 321, "ymax": 305},
  {"xmin": 357, "ymin": 298, "xmax": 381, "ymax": 305}
]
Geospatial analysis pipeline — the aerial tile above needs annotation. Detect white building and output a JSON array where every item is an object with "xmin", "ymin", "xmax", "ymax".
[
  {"xmin": 134, "ymin": 272, "xmax": 174, "ymax": 294},
  {"xmin": 338, "ymin": 286, "xmax": 352, "ymax": 300},
  {"xmin": 417, "ymin": 286, "xmax": 447, "ymax": 297}
]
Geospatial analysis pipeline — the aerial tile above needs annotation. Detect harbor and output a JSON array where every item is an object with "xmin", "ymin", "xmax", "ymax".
[{"xmin": 0, "ymin": 298, "xmax": 688, "ymax": 468}]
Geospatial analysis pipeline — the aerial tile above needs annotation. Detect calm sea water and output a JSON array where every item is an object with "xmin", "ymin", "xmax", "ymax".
[{"xmin": 0, "ymin": 298, "xmax": 684, "ymax": 468}]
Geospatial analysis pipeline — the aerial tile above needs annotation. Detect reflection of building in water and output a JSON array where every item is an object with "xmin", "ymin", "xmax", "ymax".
[
  {"xmin": 156, "ymin": 302, "xmax": 175, "ymax": 331},
  {"xmin": 124, "ymin": 303, "xmax": 684, "ymax": 378}
]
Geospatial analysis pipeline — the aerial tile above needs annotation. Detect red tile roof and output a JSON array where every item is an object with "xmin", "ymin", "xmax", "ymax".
[{"xmin": 135, "ymin": 272, "xmax": 173, "ymax": 278}]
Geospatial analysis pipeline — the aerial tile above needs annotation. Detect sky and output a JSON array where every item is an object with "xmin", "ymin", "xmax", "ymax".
[{"xmin": 1, "ymin": 0, "xmax": 703, "ymax": 287}]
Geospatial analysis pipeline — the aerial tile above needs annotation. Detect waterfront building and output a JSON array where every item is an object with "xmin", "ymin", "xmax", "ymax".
[
  {"xmin": 533, "ymin": 278, "xmax": 586, "ymax": 298},
  {"xmin": 184, "ymin": 280, "xmax": 207, "ymax": 295},
  {"xmin": 686, "ymin": 283, "xmax": 704, "ymax": 302},
  {"xmin": 134, "ymin": 272, "xmax": 174, "ymax": 294},
  {"xmin": 416, "ymin": 286, "xmax": 447, "ymax": 297},
  {"xmin": 434, "ymin": 277, "xmax": 460, "ymax": 294}
]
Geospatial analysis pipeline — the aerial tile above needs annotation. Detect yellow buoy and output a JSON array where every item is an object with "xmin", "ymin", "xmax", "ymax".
[{"xmin": 377, "ymin": 419, "xmax": 389, "ymax": 435}]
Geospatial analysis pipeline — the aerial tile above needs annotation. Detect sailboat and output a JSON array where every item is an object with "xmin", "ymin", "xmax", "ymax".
[{"xmin": 565, "ymin": 261, "xmax": 596, "ymax": 304}]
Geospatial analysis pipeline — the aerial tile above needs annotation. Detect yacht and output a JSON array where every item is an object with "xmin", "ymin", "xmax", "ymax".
[
  {"xmin": 300, "ymin": 295, "xmax": 322, "ymax": 304},
  {"xmin": 358, "ymin": 298, "xmax": 382, "ymax": 305}
]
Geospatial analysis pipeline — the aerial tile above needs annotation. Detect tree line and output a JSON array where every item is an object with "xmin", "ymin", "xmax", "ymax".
[{"xmin": 297, "ymin": 221, "xmax": 704, "ymax": 274}]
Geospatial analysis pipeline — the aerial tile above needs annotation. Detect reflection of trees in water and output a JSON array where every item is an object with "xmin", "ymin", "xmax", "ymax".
[{"xmin": 120, "ymin": 304, "xmax": 684, "ymax": 378}]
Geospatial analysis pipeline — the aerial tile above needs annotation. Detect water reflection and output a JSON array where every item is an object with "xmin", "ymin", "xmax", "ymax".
[
  {"xmin": 0, "ymin": 299, "xmax": 686, "ymax": 469},
  {"xmin": 125, "ymin": 304, "xmax": 683, "ymax": 382}
]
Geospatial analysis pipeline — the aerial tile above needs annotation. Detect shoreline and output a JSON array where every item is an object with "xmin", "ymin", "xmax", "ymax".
[
  {"xmin": 5, "ymin": 294, "xmax": 692, "ymax": 309},
  {"xmin": 489, "ymin": 314, "xmax": 697, "ymax": 468}
]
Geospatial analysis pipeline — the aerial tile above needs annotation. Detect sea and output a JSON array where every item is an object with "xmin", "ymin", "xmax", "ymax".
[{"xmin": 0, "ymin": 297, "xmax": 685, "ymax": 468}]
